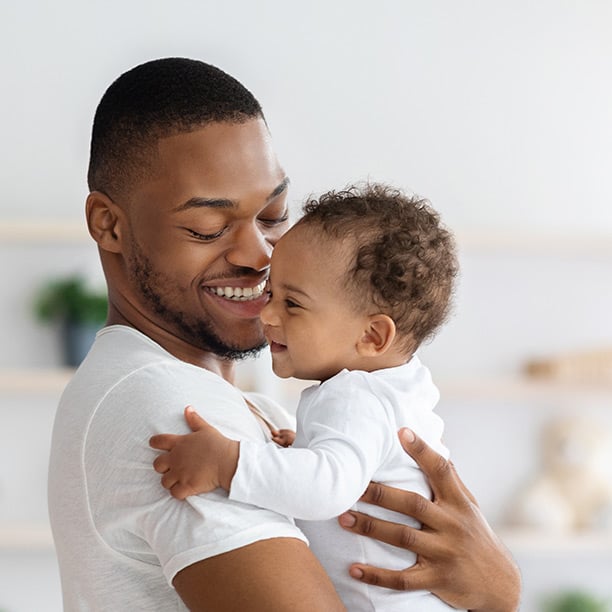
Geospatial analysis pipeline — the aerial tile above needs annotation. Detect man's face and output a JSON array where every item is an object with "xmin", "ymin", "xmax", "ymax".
[{"xmin": 119, "ymin": 119, "xmax": 290, "ymax": 359}]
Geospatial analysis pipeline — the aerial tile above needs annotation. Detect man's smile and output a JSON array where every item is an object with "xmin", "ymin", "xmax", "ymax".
[{"xmin": 204, "ymin": 279, "xmax": 267, "ymax": 301}]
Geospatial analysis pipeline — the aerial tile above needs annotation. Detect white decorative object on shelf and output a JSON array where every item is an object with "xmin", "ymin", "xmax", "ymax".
[{"xmin": 510, "ymin": 417, "xmax": 612, "ymax": 534}]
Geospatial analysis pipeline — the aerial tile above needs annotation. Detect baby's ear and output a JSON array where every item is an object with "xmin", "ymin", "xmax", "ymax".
[{"xmin": 356, "ymin": 314, "xmax": 396, "ymax": 357}]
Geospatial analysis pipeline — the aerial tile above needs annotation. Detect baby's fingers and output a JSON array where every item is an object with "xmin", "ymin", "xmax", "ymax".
[
  {"xmin": 169, "ymin": 483, "xmax": 194, "ymax": 500},
  {"xmin": 149, "ymin": 433, "xmax": 180, "ymax": 451},
  {"xmin": 153, "ymin": 454, "xmax": 170, "ymax": 474},
  {"xmin": 161, "ymin": 470, "xmax": 178, "ymax": 491}
]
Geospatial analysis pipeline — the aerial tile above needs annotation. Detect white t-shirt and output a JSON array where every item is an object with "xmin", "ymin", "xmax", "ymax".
[
  {"xmin": 48, "ymin": 325, "xmax": 306, "ymax": 611},
  {"xmin": 230, "ymin": 359, "xmax": 459, "ymax": 611}
]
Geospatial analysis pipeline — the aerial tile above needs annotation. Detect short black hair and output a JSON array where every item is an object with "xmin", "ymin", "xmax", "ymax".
[
  {"xmin": 88, "ymin": 57, "xmax": 264, "ymax": 198},
  {"xmin": 297, "ymin": 183, "xmax": 458, "ymax": 351}
]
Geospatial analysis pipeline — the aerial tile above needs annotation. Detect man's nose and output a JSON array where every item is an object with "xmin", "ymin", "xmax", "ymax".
[{"xmin": 227, "ymin": 223, "xmax": 272, "ymax": 271}]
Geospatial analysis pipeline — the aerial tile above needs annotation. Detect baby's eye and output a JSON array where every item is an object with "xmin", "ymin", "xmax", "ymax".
[{"xmin": 285, "ymin": 298, "xmax": 301, "ymax": 309}]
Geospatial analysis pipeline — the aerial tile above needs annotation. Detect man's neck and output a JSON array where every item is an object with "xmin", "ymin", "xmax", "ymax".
[{"xmin": 106, "ymin": 305, "xmax": 237, "ymax": 384}]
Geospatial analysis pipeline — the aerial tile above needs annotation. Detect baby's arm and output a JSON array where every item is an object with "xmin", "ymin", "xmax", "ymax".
[
  {"xmin": 150, "ymin": 406, "xmax": 240, "ymax": 499},
  {"xmin": 151, "ymin": 399, "xmax": 387, "ymax": 519},
  {"xmin": 229, "ymin": 393, "xmax": 390, "ymax": 520}
]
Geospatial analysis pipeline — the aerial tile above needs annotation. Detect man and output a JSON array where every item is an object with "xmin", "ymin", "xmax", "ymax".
[{"xmin": 48, "ymin": 57, "xmax": 520, "ymax": 611}]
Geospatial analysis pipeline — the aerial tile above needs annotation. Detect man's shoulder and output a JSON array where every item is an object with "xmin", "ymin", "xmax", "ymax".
[
  {"xmin": 58, "ymin": 325, "xmax": 245, "ymax": 435},
  {"xmin": 69, "ymin": 324, "xmax": 232, "ymax": 397}
]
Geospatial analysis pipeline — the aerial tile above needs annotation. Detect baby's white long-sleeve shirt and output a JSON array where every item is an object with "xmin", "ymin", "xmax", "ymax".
[{"xmin": 229, "ymin": 357, "xmax": 458, "ymax": 611}]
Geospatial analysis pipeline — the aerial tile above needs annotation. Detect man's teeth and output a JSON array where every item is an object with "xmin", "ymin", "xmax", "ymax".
[{"xmin": 210, "ymin": 280, "xmax": 267, "ymax": 301}]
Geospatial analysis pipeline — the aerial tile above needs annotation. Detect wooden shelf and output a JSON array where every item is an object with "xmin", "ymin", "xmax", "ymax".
[
  {"xmin": 455, "ymin": 229, "xmax": 612, "ymax": 256},
  {"xmin": 0, "ymin": 368, "xmax": 74, "ymax": 393},
  {"xmin": 1, "ymin": 367, "xmax": 612, "ymax": 405},
  {"xmin": 1, "ymin": 522, "xmax": 610, "ymax": 555},
  {"xmin": 437, "ymin": 376, "xmax": 612, "ymax": 403},
  {"xmin": 0, "ymin": 523, "xmax": 54, "ymax": 551},
  {"xmin": 272, "ymin": 374, "xmax": 612, "ymax": 405},
  {"xmin": 1, "ymin": 220, "xmax": 611, "ymax": 255},
  {"xmin": 0, "ymin": 220, "xmax": 89, "ymax": 244},
  {"xmin": 497, "ymin": 528, "xmax": 612, "ymax": 556}
]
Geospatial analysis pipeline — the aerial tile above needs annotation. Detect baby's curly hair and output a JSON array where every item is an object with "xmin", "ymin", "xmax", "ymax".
[{"xmin": 297, "ymin": 183, "xmax": 458, "ymax": 352}]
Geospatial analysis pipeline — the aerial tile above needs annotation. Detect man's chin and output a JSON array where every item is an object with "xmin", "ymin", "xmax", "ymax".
[
  {"xmin": 199, "ymin": 330, "xmax": 268, "ymax": 362},
  {"xmin": 218, "ymin": 341, "xmax": 268, "ymax": 362},
  {"xmin": 174, "ymin": 317, "xmax": 266, "ymax": 361}
]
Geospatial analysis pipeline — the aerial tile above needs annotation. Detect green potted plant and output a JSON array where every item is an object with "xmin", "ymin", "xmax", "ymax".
[
  {"xmin": 544, "ymin": 590, "xmax": 610, "ymax": 612},
  {"xmin": 34, "ymin": 275, "xmax": 108, "ymax": 367}
]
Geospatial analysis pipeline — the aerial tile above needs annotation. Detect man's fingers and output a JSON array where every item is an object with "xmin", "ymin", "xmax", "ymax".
[
  {"xmin": 184, "ymin": 405, "xmax": 207, "ymax": 432},
  {"xmin": 397, "ymin": 428, "xmax": 461, "ymax": 502},
  {"xmin": 149, "ymin": 433, "xmax": 180, "ymax": 450},
  {"xmin": 348, "ymin": 563, "xmax": 434, "ymax": 592},
  {"xmin": 358, "ymin": 482, "xmax": 447, "ymax": 531},
  {"xmin": 338, "ymin": 511, "xmax": 443, "ymax": 557}
]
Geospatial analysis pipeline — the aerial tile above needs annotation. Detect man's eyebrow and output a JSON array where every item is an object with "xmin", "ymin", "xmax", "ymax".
[
  {"xmin": 172, "ymin": 197, "xmax": 236, "ymax": 212},
  {"xmin": 172, "ymin": 177, "xmax": 290, "ymax": 213},
  {"xmin": 268, "ymin": 176, "xmax": 290, "ymax": 201}
]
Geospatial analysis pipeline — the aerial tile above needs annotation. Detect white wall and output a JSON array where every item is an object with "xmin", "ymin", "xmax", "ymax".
[
  {"xmin": 3, "ymin": 1, "xmax": 612, "ymax": 233},
  {"xmin": 2, "ymin": 2, "xmax": 612, "ymax": 611}
]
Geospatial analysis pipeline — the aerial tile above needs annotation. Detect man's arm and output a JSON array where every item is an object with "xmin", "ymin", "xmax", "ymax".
[
  {"xmin": 338, "ymin": 428, "xmax": 521, "ymax": 612},
  {"xmin": 174, "ymin": 537, "xmax": 345, "ymax": 611}
]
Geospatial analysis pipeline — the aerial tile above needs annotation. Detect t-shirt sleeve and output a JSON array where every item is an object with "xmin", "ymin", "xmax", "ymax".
[
  {"xmin": 229, "ymin": 374, "xmax": 395, "ymax": 520},
  {"xmin": 84, "ymin": 361, "xmax": 307, "ymax": 585}
]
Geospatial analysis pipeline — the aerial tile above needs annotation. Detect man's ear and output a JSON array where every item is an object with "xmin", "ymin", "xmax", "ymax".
[
  {"xmin": 86, "ymin": 191, "xmax": 125, "ymax": 254},
  {"xmin": 356, "ymin": 314, "xmax": 396, "ymax": 357}
]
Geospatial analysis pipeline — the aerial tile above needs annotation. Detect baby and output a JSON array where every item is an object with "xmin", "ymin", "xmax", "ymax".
[{"xmin": 151, "ymin": 183, "xmax": 460, "ymax": 611}]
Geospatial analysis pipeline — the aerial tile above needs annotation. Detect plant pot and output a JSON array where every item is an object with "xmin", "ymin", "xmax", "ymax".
[{"xmin": 61, "ymin": 320, "xmax": 102, "ymax": 367}]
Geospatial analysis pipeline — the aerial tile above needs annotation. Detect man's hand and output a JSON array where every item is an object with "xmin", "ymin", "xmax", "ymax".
[
  {"xmin": 149, "ymin": 406, "xmax": 239, "ymax": 499},
  {"xmin": 337, "ymin": 428, "xmax": 521, "ymax": 612}
]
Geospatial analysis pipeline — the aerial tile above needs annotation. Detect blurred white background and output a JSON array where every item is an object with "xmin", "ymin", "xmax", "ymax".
[{"xmin": 1, "ymin": 1, "xmax": 612, "ymax": 610}]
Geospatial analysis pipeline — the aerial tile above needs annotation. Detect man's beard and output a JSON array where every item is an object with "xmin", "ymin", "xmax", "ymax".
[{"xmin": 128, "ymin": 243, "xmax": 266, "ymax": 361}]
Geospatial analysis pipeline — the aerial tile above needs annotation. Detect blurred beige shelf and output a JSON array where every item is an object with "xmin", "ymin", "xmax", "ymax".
[
  {"xmin": 0, "ymin": 220, "xmax": 89, "ymax": 243},
  {"xmin": 0, "ymin": 368, "xmax": 74, "ymax": 393},
  {"xmin": 276, "ymin": 375, "xmax": 612, "ymax": 405},
  {"xmin": 0, "ymin": 523, "xmax": 54, "ymax": 551},
  {"xmin": 437, "ymin": 376, "xmax": 612, "ymax": 402},
  {"xmin": 2, "ymin": 220, "xmax": 612, "ymax": 255},
  {"xmin": 497, "ymin": 528, "xmax": 612, "ymax": 556},
  {"xmin": 2, "ymin": 367, "xmax": 612, "ymax": 405},
  {"xmin": 1, "ymin": 523, "xmax": 611, "ymax": 555},
  {"xmin": 455, "ymin": 229, "xmax": 612, "ymax": 256}
]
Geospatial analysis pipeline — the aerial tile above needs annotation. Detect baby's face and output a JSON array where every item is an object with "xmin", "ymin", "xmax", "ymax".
[{"xmin": 260, "ymin": 225, "xmax": 369, "ymax": 381}]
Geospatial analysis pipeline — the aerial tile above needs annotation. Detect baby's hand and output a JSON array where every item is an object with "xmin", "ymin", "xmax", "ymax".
[
  {"xmin": 271, "ymin": 428, "xmax": 296, "ymax": 447},
  {"xmin": 149, "ymin": 406, "xmax": 239, "ymax": 500}
]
